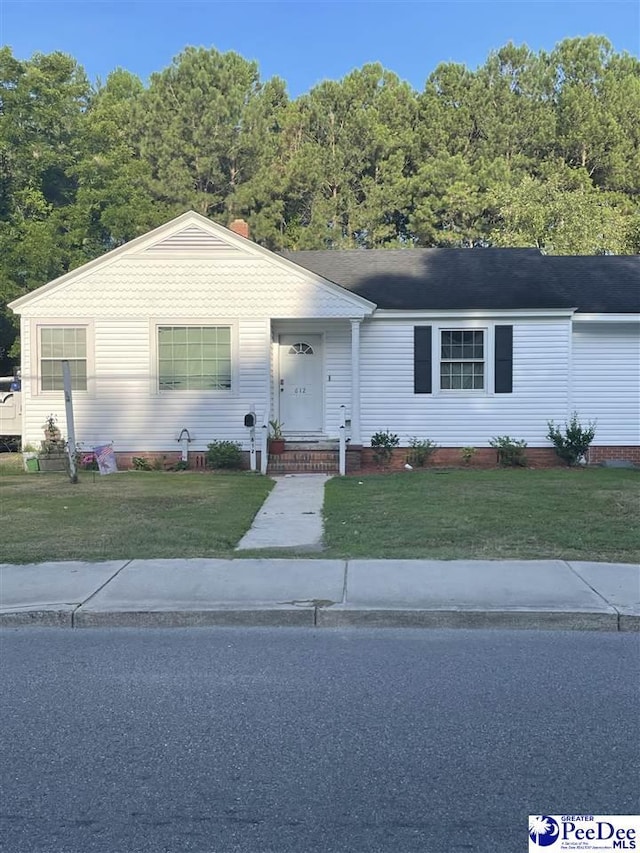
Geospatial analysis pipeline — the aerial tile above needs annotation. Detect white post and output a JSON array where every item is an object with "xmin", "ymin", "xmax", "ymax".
[
  {"xmin": 350, "ymin": 318, "xmax": 362, "ymax": 445},
  {"xmin": 249, "ymin": 403, "xmax": 256, "ymax": 472},
  {"xmin": 260, "ymin": 403, "xmax": 270, "ymax": 476},
  {"xmin": 61, "ymin": 360, "xmax": 78, "ymax": 484},
  {"xmin": 339, "ymin": 404, "xmax": 346, "ymax": 476}
]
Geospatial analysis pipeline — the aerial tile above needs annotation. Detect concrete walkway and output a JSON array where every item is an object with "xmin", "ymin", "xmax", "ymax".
[
  {"xmin": 1, "ymin": 558, "xmax": 638, "ymax": 632},
  {"xmin": 235, "ymin": 474, "xmax": 330, "ymax": 550}
]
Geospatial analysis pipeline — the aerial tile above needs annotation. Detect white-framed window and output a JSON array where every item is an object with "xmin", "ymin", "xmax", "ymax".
[
  {"xmin": 157, "ymin": 325, "xmax": 232, "ymax": 391},
  {"xmin": 440, "ymin": 329, "xmax": 485, "ymax": 390},
  {"xmin": 39, "ymin": 327, "xmax": 88, "ymax": 391}
]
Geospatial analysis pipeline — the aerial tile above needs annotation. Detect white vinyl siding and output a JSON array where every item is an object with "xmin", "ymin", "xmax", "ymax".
[
  {"xmin": 21, "ymin": 318, "xmax": 269, "ymax": 451},
  {"xmin": 18, "ymin": 256, "xmax": 369, "ymax": 320},
  {"xmin": 572, "ymin": 322, "xmax": 640, "ymax": 446},
  {"xmin": 17, "ymin": 236, "xmax": 369, "ymax": 448},
  {"xmin": 360, "ymin": 318, "xmax": 571, "ymax": 446}
]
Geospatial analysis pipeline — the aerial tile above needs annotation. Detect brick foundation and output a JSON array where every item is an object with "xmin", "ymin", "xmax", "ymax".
[
  {"xmin": 111, "ymin": 445, "xmax": 638, "ymax": 473},
  {"xmin": 359, "ymin": 446, "xmax": 561, "ymax": 471},
  {"xmin": 587, "ymin": 446, "xmax": 640, "ymax": 465},
  {"xmin": 113, "ymin": 450, "xmax": 249, "ymax": 471}
]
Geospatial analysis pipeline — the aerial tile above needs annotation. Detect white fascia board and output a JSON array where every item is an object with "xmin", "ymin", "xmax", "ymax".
[
  {"xmin": 572, "ymin": 313, "xmax": 640, "ymax": 323},
  {"xmin": 373, "ymin": 308, "xmax": 577, "ymax": 320}
]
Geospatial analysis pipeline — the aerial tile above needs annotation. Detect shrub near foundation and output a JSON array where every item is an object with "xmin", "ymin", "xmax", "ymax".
[
  {"xmin": 406, "ymin": 437, "xmax": 439, "ymax": 467},
  {"xmin": 547, "ymin": 412, "xmax": 596, "ymax": 466},
  {"xmin": 461, "ymin": 446, "xmax": 477, "ymax": 465},
  {"xmin": 206, "ymin": 440, "xmax": 244, "ymax": 470},
  {"xmin": 489, "ymin": 435, "xmax": 528, "ymax": 467},
  {"xmin": 370, "ymin": 430, "xmax": 400, "ymax": 468}
]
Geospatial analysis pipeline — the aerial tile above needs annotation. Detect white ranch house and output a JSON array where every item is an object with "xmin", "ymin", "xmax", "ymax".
[{"xmin": 8, "ymin": 211, "xmax": 640, "ymax": 472}]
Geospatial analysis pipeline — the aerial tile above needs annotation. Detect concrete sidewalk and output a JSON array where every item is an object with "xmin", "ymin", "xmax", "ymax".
[{"xmin": 1, "ymin": 558, "xmax": 638, "ymax": 632}]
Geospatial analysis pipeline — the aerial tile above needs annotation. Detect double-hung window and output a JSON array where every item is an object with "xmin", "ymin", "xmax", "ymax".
[
  {"xmin": 40, "ymin": 327, "xmax": 88, "ymax": 391},
  {"xmin": 158, "ymin": 326, "xmax": 231, "ymax": 391},
  {"xmin": 440, "ymin": 329, "xmax": 485, "ymax": 390}
]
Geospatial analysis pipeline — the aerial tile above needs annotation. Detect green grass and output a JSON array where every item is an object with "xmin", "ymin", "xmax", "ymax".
[
  {"xmin": 0, "ymin": 458, "xmax": 273, "ymax": 563},
  {"xmin": 2, "ymin": 458, "xmax": 639, "ymax": 563},
  {"xmin": 322, "ymin": 468, "xmax": 640, "ymax": 563}
]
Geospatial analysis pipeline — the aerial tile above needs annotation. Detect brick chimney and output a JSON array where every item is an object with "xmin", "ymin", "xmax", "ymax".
[{"xmin": 229, "ymin": 218, "xmax": 249, "ymax": 239}]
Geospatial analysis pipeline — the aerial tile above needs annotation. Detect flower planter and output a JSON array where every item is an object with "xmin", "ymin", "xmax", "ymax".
[
  {"xmin": 38, "ymin": 452, "xmax": 68, "ymax": 473},
  {"xmin": 268, "ymin": 439, "xmax": 285, "ymax": 455}
]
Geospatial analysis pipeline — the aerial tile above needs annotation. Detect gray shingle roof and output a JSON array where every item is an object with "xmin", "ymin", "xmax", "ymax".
[{"xmin": 280, "ymin": 248, "xmax": 639, "ymax": 313}]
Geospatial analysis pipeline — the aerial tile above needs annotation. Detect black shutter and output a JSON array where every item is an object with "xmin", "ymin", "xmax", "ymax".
[
  {"xmin": 494, "ymin": 325, "xmax": 513, "ymax": 394},
  {"xmin": 414, "ymin": 326, "xmax": 432, "ymax": 394}
]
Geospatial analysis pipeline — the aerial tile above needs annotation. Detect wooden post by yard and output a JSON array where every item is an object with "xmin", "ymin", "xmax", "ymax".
[{"xmin": 61, "ymin": 360, "xmax": 78, "ymax": 484}]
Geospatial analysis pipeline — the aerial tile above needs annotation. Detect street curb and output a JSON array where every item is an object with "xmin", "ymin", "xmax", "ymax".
[
  {"xmin": 619, "ymin": 613, "xmax": 640, "ymax": 632},
  {"xmin": 316, "ymin": 608, "xmax": 623, "ymax": 632},
  {"xmin": 1, "ymin": 607, "xmax": 635, "ymax": 632},
  {"xmin": 72, "ymin": 608, "xmax": 316, "ymax": 628},
  {"xmin": 0, "ymin": 609, "xmax": 74, "ymax": 627}
]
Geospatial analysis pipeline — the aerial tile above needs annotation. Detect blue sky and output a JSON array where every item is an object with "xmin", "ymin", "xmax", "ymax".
[{"xmin": 1, "ymin": 0, "xmax": 639, "ymax": 95}]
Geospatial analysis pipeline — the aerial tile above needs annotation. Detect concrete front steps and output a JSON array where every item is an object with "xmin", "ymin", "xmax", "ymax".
[{"xmin": 267, "ymin": 441, "xmax": 362, "ymax": 474}]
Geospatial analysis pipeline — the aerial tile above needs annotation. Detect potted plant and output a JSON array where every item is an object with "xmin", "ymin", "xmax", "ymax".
[
  {"xmin": 43, "ymin": 414, "xmax": 62, "ymax": 443},
  {"xmin": 38, "ymin": 414, "xmax": 68, "ymax": 472},
  {"xmin": 268, "ymin": 419, "xmax": 285, "ymax": 455}
]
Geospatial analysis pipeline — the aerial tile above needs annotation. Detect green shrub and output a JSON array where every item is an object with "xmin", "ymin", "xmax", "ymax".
[
  {"xmin": 406, "ymin": 437, "xmax": 439, "ymax": 467},
  {"xmin": 461, "ymin": 446, "xmax": 477, "ymax": 465},
  {"xmin": 489, "ymin": 435, "xmax": 528, "ymax": 467},
  {"xmin": 547, "ymin": 412, "xmax": 596, "ymax": 466},
  {"xmin": 370, "ymin": 430, "xmax": 400, "ymax": 467},
  {"xmin": 132, "ymin": 456, "xmax": 153, "ymax": 471},
  {"xmin": 206, "ymin": 440, "xmax": 244, "ymax": 470}
]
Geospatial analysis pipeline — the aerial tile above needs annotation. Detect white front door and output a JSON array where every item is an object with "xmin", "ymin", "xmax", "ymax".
[{"xmin": 278, "ymin": 334, "xmax": 323, "ymax": 432}]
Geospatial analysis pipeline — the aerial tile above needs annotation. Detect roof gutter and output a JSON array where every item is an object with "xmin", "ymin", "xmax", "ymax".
[{"xmin": 372, "ymin": 308, "xmax": 577, "ymax": 319}]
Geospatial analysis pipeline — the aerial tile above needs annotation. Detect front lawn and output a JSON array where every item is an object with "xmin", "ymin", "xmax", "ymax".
[
  {"xmin": 323, "ymin": 468, "xmax": 640, "ymax": 563},
  {"xmin": 2, "ymin": 460, "xmax": 638, "ymax": 564},
  {"xmin": 0, "ymin": 460, "xmax": 273, "ymax": 563}
]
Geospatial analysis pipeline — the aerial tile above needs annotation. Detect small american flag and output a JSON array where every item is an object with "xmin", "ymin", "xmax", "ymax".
[{"xmin": 93, "ymin": 444, "xmax": 118, "ymax": 475}]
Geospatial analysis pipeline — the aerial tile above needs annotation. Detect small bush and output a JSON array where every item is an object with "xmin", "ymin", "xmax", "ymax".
[
  {"xmin": 370, "ymin": 430, "xmax": 400, "ymax": 467},
  {"xmin": 132, "ymin": 456, "xmax": 153, "ymax": 471},
  {"xmin": 406, "ymin": 437, "xmax": 439, "ymax": 467},
  {"xmin": 547, "ymin": 412, "xmax": 596, "ymax": 466},
  {"xmin": 206, "ymin": 440, "xmax": 244, "ymax": 470},
  {"xmin": 461, "ymin": 446, "xmax": 477, "ymax": 465},
  {"xmin": 489, "ymin": 435, "xmax": 528, "ymax": 467}
]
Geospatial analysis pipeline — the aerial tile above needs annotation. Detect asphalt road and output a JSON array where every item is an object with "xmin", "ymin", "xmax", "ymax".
[{"xmin": 1, "ymin": 627, "xmax": 638, "ymax": 853}]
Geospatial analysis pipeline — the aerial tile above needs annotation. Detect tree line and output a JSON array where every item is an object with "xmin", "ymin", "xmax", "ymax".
[{"xmin": 1, "ymin": 36, "xmax": 639, "ymax": 367}]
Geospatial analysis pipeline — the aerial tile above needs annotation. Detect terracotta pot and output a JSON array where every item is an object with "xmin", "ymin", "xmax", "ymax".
[{"xmin": 269, "ymin": 438, "xmax": 285, "ymax": 455}]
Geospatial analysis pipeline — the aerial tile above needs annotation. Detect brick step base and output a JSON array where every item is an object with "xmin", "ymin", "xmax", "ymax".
[
  {"xmin": 267, "ymin": 448, "xmax": 362, "ymax": 474},
  {"xmin": 272, "ymin": 451, "xmax": 338, "ymax": 463},
  {"xmin": 268, "ymin": 460, "xmax": 339, "ymax": 474}
]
